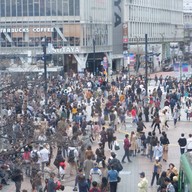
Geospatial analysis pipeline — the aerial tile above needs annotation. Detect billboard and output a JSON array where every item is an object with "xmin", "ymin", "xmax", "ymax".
[{"xmin": 113, "ymin": 0, "xmax": 123, "ymax": 54}]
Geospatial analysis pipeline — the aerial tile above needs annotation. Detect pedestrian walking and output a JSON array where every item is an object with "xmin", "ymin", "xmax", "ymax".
[
  {"xmin": 153, "ymin": 141, "xmax": 163, "ymax": 162},
  {"xmin": 178, "ymin": 133, "xmax": 187, "ymax": 154},
  {"xmin": 11, "ymin": 167, "xmax": 23, "ymax": 192},
  {"xmin": 160, "ymin": 133, "xmax": 170, "ymax": 162},
  {"xmin": 107, "ymin": 165, "xmax": 119, "ymax": 192},
  {"xmin": 121, "ymin": 134, "xmax": 132, "ymax": 163},
  {"xmin": 152, "ymin": 114, "xmax": 161, "ymax": 134},
  {"xmin": 138, "ymin": 172, "xmax": 148, "ymax": 192},
  {"xmin": 129, "ymin": 131, "xmax": 138, "ymax": 157},
  {"xmin": 150, "ymin": 158, "xmax": 162, "ymax": 186},
  {"xmin": 173, "ymin": 108, "xmax": 179, "ymax": 128},
  {"xmin": 186, "ymin": 134, "xmax": 192, "ymax": 152}
]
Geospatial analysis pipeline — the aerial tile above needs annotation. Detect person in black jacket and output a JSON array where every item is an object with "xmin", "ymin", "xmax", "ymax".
[
  {"xmin": 108, "ymin": 152, "xmax": 123, "ymax": 173},
  {"xmin": 144, "ymin": 105, "xmax": 149, "ymax": 122},
  {"xmin": 178, "ymin": 133, "xmax": 187, "ymax": 154},
  {"xmin": 12, "ymin": 168, "xmax": 23, "ymax": 192}
]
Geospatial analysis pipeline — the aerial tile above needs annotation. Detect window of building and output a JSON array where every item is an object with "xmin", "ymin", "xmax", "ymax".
[
  {"xmin": 75, "ymin": 0, "xmax": 80, "ymax": 16},
  {"xmin": 29, "ymin": 0, "xmax": 33, "ymax": 16},
  {"xmin": 40, "ymin": 0, "xmax": 45, "ymax": 16},
  {"xmin": 12, "ymin": 0, "xmax": 17, "ymax": 16},
  {"xmin": 1, "ymin": 0, "xmax": 5, "ymax": 17},
  {"xmin": 23, "ymin": 1, "xmax": 27, "ymax": 16},
  {"xmin": 46, "ymin": 0, "xmax": 51, "ymax": 16},
  {"xmin": 17, "ymin": 0, "xmax": 22, "ymax": 16},
  {"xmin": 34, "ymin": 0, "xmax": 40, "ymax": 16},
  {"xmin": 58, "ymin": 0, "xmax": 63, "ymax": 16},
  {"xmin": 52, "ymin": 0, "xmax": 56, "ymax": 16},
  {"xmin": 6, "ymin": 0, "xmax": 11, "ymax": 17},
  {"xmin": 63, "ymin": 0, "xmax": 68, "ymax": 16},
  {"xmin": 69, "ymin": 0, "xmax": 74, "ymax": 16}
]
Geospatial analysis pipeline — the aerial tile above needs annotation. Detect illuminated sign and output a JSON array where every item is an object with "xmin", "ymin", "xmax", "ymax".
[{"xmin": 0, "ymin": 28, "xmax": 54, "ymax": 33}]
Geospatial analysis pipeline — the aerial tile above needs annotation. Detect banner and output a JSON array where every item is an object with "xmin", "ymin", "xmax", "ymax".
[
  {"xmin": 174, "ymin": 63, "xmax": 180, "ymax": 72},
  {"xmin": 113, "ymin": 0, "xmax": 123, "ymax": 54},
  {"xmin": 182, "ymin": 63, "xmax": 188, "ymax": 72}
]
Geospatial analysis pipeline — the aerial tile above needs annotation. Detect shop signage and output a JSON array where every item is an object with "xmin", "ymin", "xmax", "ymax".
[
  {"xmin": 51, "ymin": 46, "xmax": 80, "ymax": 54},
  {"xmin": 0, "ymin": 27, "xmax": 54, "ymax": 33}
]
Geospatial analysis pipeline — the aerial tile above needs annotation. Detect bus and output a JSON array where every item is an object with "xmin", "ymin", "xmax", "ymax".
[{"xmin": 178, "ymin": 152, "xmax": 192, "ymax": 192}]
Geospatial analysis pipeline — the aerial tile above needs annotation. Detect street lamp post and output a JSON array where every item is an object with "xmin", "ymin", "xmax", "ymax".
[
  {"xmin": 145, "ymin": 34, "xmax": 148, "ymax": 96},
  {"xmin": 42, "ymin": 36, "xmax": 48, "ymax": 108},
  {"xmin": 93, "ymin": 38, "xmax": 96, "ymax": 75}
]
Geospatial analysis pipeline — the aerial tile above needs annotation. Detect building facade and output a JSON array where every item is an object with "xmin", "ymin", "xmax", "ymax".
[
  {"xmin": 0, "ymin": 0, "xmax": 113, "ymax": 73},
  {"xmin": 183, "ymin": 0, "xmax": 192, "ymax": 54},
  {"xmin": 123, "ymin": 0, "xmax": 184, "ymax": 68}
]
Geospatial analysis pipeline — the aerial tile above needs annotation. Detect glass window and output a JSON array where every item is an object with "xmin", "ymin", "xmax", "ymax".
[
  {"xmin": 75, "ymin": 0, "xmax": 80, "ymax": 16},
  {"xmin": 69, "ymin": 0, "xmax": 74, "ymax": 16},
  {"xmin": 40, "ymin": 0, "xmax": 45, "ymax": 16},
  {"xmin": 12, "ymin": 0, "xmax": 16, "ymax": 16},
  {"xmin": 52, "ymin": 0, "xmax": 56, "ymax": 16},
  {"xmin": 29, "ymin": 0, "xmax": 33, "ymax": 16},
  {"xmin": 63, "ymin": 0, "xmax": 68, "ymax": 16},
  {"xmin": 46, "ymin": 0, "xmax": 51, "ymax": 16},
  {"xmin": 58, "ymin": 0, "xmax": 62, "ymax": 16},
  {"xmin": 6, "ymin": 0, "xmax": 11, "ymax": 17},
  {"xmin": 34, "ymin": 0, "xmax": 39, "ymax": 16},
  {"xmin": 1, "ymin": 0, "xmax": 5, "ymax": 17},
  {"xmin": 23, "ymin": 0, "xmax": 28, "ymax": 16},
  {"xmin": 17, "ymin": 0, "xmax": 22, "ymax": 16}
]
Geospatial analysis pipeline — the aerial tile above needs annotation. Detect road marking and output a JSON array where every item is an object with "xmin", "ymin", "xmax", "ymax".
[{"xmin": 119, "ymin": 171, "xmax": 131, "ymax": 175}]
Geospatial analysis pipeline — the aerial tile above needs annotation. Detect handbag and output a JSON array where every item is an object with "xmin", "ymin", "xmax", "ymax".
[
  {"xmin": 117, "ymin": 176, "xmax": 121, "ymax": 183},
  {"xmin": 114, "ymin": 141, "xmax": 120, "ymax": 150},
  {"xmin": 115, "ymin": 145, "xmax": 120, "ymax": 151}
]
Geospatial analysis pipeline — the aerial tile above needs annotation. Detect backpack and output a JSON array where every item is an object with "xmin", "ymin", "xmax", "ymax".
[
  {"xmin": 151, "ymin": 136, "xmax": 158, "ymax": 147},
  {"xmin": 68, "ymin": 149, "xmax": 75, "ymax": 163},
  {"xmin": 109, "ymin": 158, "xmax": 123, "ymax": 172},
  {"xmin": 31, "ymin": 150, "xmax": 39, "ymax": 162}
]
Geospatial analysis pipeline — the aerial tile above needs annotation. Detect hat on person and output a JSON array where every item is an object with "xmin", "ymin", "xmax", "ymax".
[
  {"xmin": 140, "ymin": 172, "xmax": 145, "ymax": 177},
  {"xmin": 155, "ymin": 157, "xmax": 159, "ymax": 161}
]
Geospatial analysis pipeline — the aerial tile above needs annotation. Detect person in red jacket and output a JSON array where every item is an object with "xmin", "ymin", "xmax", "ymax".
[
  {"xmin": 121, "ymin": 134, "xmax": 132, "ymax": 163},
  {"xmin": 89, "ymin": 181, "xmax": 101, "ymax": 192},
  {"xmin": 59, "ymin": 159, "xmax": 66, "ymax": 180}
]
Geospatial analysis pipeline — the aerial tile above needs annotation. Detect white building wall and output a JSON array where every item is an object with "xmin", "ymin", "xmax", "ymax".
[{"xmin": 124, "ymin": 0, "xmax": 184, "ymax": 44}]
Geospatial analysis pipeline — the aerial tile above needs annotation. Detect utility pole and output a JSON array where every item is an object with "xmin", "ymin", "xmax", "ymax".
[
  {"xmin": 93, "ymin": 38, "xmax": 96, "ymax": 75},
  {"xmin": 145, "ymin": 34, "xmax": 148, "ymax": 96},
  {"xmin": 135, "ymin": 36, "xmax": 140, "ymax": 74},
  {"xmin": 42, "ymin": 36, "xmax": 48, "ymax": 108}
]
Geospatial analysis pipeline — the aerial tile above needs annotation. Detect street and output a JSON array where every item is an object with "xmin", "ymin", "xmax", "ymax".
[{"xmin": 1, "ymin": 71, "xmax": 190, "ymax": 192}]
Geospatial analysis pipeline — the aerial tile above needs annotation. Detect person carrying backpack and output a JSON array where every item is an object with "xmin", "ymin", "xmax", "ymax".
[
  {"xmin": 108, "ymin": 152, "xmax": 123, "ymax": 173},
  {"xmin": 68, "ymin": 147, "xmax": 79, "ymax": 175}
]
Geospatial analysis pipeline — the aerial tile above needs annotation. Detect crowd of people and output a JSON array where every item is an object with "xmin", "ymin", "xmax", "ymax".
[{"xmin": 0, "ymin": 70, "xmax": 192, "ymax": 192}]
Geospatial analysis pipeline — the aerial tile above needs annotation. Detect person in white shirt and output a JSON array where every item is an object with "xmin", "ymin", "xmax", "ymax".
[
  {"xmin": 153, "ymin": 141, "xmax": 163, "ymax": 161},
  {"xmin": 89, "ymin": 163, "xmax": 102, "ymax": 186},
  {"xmin": 186, "ymin": 134, "xmax": 192, "ymax": 152},
  {"xmin": 39, "ymin": 144, "xmax": 50, "ymax": 172}
]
